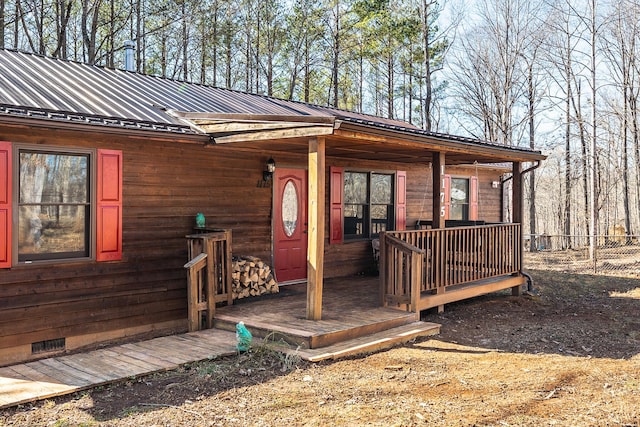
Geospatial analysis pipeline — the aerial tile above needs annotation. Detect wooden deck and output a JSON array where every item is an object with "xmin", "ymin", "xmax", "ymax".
[{"xmin": 0, "ymin": 329, "xmax": 238, "ymax": 410}]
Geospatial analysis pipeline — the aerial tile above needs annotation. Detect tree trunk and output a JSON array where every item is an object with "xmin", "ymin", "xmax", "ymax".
[
  {"xmin": 527, "ymin": 61, "xmax": 536, "ymax": 252},
  {"xmin": 304, "ymin": 38, "xmax": 310, "ymax": 103},
  {"xmin": 182, "ymin": 1, "xmax": 188, "ymax": 81},
  {"xmin": 422, "ymin": 0, "xmax": 432, "ymax": 131},
  {"xmin": 331, "ymin": 0, "xmax": 339, "ymax": 107},
  {"xmin": 564, "ymin": 67, "xmax": 572, "ymax": 248}
]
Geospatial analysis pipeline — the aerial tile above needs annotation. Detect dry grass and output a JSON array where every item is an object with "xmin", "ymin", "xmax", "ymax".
[{"xmin": 2, "ymin": 269, "xmax": 640, "ymax": 426}]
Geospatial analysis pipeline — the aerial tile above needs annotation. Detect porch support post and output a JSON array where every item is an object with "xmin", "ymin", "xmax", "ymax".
[
  {"xmin": 432, "ymin": 152, "xmax": 446, "ymax": 313},
  {"xmin": 512, "ymin": 161, "xmax": 523, "ymax": 296},
  {"xmin": 307, "ymin": 137, "xmax": 326, "ymax": 320},
  {"xmin": 432, "ymin": 152, "xmax": 446, "ymax": 229}
]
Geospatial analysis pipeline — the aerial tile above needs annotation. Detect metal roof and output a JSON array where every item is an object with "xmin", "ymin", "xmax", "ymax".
[
  {"xmin": 0, "ymin": 49, "xmax": 413, "ymax": 130},
  {"xmin": 0, "ymin": 48, "xmax": 544, "ymax": 161}
]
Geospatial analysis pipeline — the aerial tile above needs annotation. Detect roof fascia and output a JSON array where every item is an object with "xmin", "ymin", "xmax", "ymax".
[
  {"xmin": 0, "ymin": 115, "xmax": 208, "ymax": 144},
  {"xmin": 334, "ymin": 121, "xmax": 547, "ymax": 162}
]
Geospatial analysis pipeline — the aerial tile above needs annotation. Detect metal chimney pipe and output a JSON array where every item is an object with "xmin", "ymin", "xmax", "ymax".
[{"xmin": 124, "ymin": 40, "xmax": 135, "ymax": 71}]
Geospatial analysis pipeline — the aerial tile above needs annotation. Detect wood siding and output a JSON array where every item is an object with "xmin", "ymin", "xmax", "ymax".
[
  {"xmin": 0, "ymin": 126, "xmax": 279, "ymax": 364},
  {"xmin": 322, "ymin": 161, "xmax": 506, "ymax": 278}
]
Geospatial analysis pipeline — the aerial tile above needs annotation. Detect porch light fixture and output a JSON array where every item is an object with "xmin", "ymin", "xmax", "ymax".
[{"xmin": 263, "ymin": 157, "xmax": 276, "ymax": 182}]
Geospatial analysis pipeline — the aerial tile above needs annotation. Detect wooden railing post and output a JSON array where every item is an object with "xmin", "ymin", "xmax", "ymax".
[
  {"xmin": 184, "ymin": 252, "xmax": 207, "ymax": 332},
  {"xmin": 410, "ymin": 251, "xmax": 422, "ymax": 312},
  {"xmin": 379, "ymin": 232, "xmax": 387, "ymax": 307},
  {"xmin": 185, "ymin": 230, "xmax": 233, "ymax": 331}
]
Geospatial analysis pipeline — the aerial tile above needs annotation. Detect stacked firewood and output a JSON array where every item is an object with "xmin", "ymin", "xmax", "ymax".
[{"xmin": 232, "ymin": 255, "xmax": 279, "ymax": 299}]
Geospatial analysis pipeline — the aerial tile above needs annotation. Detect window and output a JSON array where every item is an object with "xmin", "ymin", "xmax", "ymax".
[
  {"xmin": 449, "ymin": 177, "xmax": 469, "ymax": 220},
  {"xmin": 443, "ymin": 175, "xmax": 479, "ymax": 221},
  {"xmin": 18, "ymin": 150, "xmax": 90, "ymax": 261},
  {"xmin": 0, "ymin": 142, "xmax": 122, "ymax": 267},
  {"xmin": 330, "ymin": 167, "xmax": 406, "ymax": 243},
  {"xmin": 343, "ymin": 171, "xmax": 394, "ymax": 239}
]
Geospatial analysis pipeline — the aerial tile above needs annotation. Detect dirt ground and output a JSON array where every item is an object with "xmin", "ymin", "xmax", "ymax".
[{"xmin": 2, "ymin": 269, "xmax": 640, "ymax": 426}]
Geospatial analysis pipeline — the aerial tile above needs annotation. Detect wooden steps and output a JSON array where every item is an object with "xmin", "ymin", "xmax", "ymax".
[
  {"xmin": 214, "ymin": 308, "xmax": 419, "ymax": 349},
  {"xmin": 282, "ymin": 321, "xmax": 440, "ymax": 362}
]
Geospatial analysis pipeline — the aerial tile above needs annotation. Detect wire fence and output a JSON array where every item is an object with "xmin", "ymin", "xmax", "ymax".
[{"xmin": 523, "ymin": 234, "xmax": 640, "ymax": 277}]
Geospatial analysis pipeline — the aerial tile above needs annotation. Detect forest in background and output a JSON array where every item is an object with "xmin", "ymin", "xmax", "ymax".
[{"xmin": 2, "ymin": 0, "xmax": 640, "ymax": 245}]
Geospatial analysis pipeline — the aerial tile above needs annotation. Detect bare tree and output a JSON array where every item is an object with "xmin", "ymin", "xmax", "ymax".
[{"xmin": 450, "ymin": 0, "xmax": 538, "ymax": 146}]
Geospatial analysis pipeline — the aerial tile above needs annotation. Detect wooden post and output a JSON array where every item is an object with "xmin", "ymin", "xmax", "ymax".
[
  {"xmin": 307, "ymin": 137, "xmax": 326, "ymax": 320},
  {"xmin": 224, "ymin": 229, "xmax": 233, "ymax": 305},
  {"xmin": 379, "ymin": 232, "xmax": 387, "ymax": 306},
  {"xmin": 512, "ymin": 162, "xmax": 523, "ymax": 296},
  {"xmin": 410, "ymin": 251, "xmax": 422, "ymax": 316},
  {"xmin": 205, "ymin": 237, "xmax": 215, "ymax": 328},
  {"xmin": 432, "ymin": 152, "xmax": 446, "ymax": 229},
  {"xmin": 432, "ymin": 152, "xmax": 446, "ymax": 312}
]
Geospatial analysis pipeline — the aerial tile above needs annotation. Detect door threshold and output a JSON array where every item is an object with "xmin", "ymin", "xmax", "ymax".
[{"xmin": 279, "ymin": 279, "xmax": 308, "ymax": 286}]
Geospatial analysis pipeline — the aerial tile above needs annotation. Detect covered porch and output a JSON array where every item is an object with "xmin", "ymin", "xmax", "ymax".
[{"xmin": 177, "ymin": 112, "xmax": 545, "ymax": 330}]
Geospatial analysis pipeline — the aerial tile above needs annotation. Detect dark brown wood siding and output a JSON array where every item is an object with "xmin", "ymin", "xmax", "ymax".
[
  {"xmin": 322, "ymin": 161, "xmax": 506, "ymax": 278},
  {"xmin": 0, "ymin": 126, "xmax": 280, "ymax": 363}
]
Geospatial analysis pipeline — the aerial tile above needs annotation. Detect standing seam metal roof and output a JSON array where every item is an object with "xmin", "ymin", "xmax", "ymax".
[
  {"xmin": 0, "ymin": 49, "xmax": 424, "ymax": 126},
  {"xmin": 0, "ymin": 48, "xmax": 543, "ymax": 157}
]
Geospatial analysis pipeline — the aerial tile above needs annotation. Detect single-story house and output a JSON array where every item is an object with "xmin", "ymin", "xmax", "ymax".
[{"xmin": 0, "ymin": 48, "xmax": 545, "ymax": 365}]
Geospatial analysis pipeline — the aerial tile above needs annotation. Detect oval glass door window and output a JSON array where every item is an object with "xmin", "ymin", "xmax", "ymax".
[{"xmin": 282, "ymin": 180, "xmax": 298, "ymax": 237}]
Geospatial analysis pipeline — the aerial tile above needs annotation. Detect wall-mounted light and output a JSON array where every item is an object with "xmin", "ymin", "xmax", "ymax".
[
  {"xmin": 492, "ymin": 181, "xmax": 500, "ymax": 188},
  {"xmin": 263, "ymin": 157, "xmax": 276, "ymax": 182}
]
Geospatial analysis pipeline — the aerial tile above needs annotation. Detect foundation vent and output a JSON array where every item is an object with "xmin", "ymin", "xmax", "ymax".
[{"xmin": 32, "ymin": 338, "xmax": 66, "ymax": 354}]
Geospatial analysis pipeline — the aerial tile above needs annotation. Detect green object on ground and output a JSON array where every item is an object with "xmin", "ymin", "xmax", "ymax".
[{"xmin": 236, "ymin": 321, "xmax": 252, "ymax": 352}]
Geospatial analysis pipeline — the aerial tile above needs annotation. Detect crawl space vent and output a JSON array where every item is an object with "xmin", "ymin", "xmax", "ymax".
[{"xmin": 32, "ymin": 338, "xmax": 66, "ymax": 354}]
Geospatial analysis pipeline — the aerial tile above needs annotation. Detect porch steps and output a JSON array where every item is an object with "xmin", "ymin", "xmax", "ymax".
[
  {"xmin": 281, "ymin": 321, "xmax": 441, "ymax": 362},
  {"xmin": 214, "ymin": 308, "xmax": 420, "ymax": 349}
]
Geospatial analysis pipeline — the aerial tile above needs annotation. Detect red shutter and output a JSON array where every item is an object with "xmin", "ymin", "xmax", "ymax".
[
  {"xmin": 97, "ymin": 149, "xmax": 123, "ymax": 261},
  {"xmin": 443, "ymin": 174, "xmax": 451, "ymax": 220},
  {"xmin": 0, "ymin": 141, "xmax": 12, "ymax": 268},
  {"xmin": 469, "ymin": 175, "xmax": 479, "ymax": 220},
  {"xmin": 329, "ymin": 167, "xmax": 343, "ymax": 244},
  {"xmin": 395, "ymin": 170, "xmax": 406, "ymax": 231}
]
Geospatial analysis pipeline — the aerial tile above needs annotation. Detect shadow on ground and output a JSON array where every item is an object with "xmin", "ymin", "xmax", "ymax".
[{"xmin": 421, "ymin": 269, "xmax": 640, "ymax": 360}]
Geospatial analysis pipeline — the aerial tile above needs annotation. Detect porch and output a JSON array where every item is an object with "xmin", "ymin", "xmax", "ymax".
[{"xmin": 185, "ymin": 223, "xmax": 524, "ymax": 344}]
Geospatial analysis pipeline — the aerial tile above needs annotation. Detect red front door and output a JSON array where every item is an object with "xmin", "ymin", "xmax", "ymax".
[{"xmin": 274, "ymin": 168, "xmax": 307, "ymax": 283}]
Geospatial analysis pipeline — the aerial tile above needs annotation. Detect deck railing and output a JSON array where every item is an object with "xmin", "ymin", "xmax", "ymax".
[
  {"xmin": 379, "ymin": 234, "xmax": 424, "ymax": 311},
  {"xmin": 383, "ymin": 223, "xmax": 521, "ymax": 298},
  {"xmin": 184, "ymin": 230, "xmax": 233, "ymax": 331}
]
